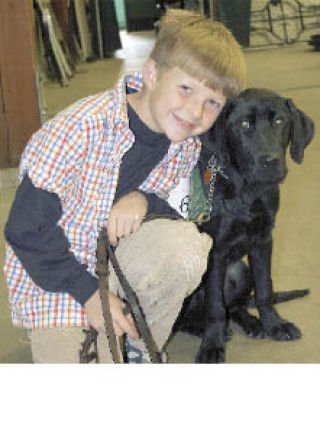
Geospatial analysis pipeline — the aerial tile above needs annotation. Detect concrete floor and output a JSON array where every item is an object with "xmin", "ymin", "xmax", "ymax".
[{"xmin": 0, "ymin": 31, "xmax": 319, "ymax": 363}]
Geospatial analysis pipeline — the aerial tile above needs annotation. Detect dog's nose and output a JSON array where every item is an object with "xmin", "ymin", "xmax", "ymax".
[{"xmin": 259, "ymin": 155, "xmax": 280, "ymax": 168}]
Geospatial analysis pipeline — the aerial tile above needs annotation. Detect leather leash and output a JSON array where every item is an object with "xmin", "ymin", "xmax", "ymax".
[
  {"xmin": 95, "ymin": 227, "xmax": 162, "ymax": 363},
  {"xmin": 102, "ymin": 228, "xmax": 163, "ymax": 363},
  {"xmin": 80, "ymin": 231, "xmax": 122, "ymax": 363},
  {"xmin": 96, "ymin": 231, "xmax": 122, "ymax": 363},
  {"xmin": 81, "ymin": 216, "xmax": 187, "ymax": 363}
]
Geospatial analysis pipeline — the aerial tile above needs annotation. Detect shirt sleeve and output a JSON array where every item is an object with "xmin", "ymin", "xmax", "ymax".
[
  {"xmin": 20, "ymin": 114, "xmax": 85, "ymax": 201},
  {"xmin": 4, "ymin": 174, "xmax": 98, "ymax": 306}
]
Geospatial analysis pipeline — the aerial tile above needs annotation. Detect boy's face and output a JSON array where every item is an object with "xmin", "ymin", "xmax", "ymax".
[{"xmin": 143, "ymin": 61, "xmax": 227, "ymax": 142}]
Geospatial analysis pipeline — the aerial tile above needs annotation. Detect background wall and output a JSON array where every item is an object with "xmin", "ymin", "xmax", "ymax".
[
  {"xmin": 250, "ymin": 0, "xmax": 320, "ymax": 46},
  {"xmin": 115, "ymin": 1, "xmax": 320, "ymax": 45},
  {"xmin": 115, "ymin": 0, "xmax": 126, "ymax": 29}
]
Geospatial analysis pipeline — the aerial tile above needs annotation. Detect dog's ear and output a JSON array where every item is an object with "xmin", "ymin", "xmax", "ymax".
[
  {"xmin": 212, "ymin": 100, "xmax": 235, "ymax": 139},
  {"xmin": 202, "ymin": 100, "xmax": 234, "ymax": 154},
  {"xmin": 286, "ymin": 99, "xmax": 315, "ymax": 164}
]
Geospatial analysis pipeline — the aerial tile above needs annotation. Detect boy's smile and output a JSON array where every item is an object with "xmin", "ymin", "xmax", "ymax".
[{"xmin": 128, "ymin": 61, "xmax": 227, "ymax": 143}]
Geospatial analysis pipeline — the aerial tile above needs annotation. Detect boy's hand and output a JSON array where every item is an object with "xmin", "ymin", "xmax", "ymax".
[
  {"xmin": 84, "ymin": 289, "xmax": 139, "ymax": 339},
  {"xmin": 107, "ymin": 191, "xmax": 147, "ymax": 246}
]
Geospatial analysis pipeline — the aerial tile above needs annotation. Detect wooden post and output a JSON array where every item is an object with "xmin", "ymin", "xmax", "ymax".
[
  {"xmin": 210, "ymin": 1, "xmax": 217, "ymax": 18},
  {"xmin": 0, "ymin": 0, "xmax": 41, "ymax": 168}
]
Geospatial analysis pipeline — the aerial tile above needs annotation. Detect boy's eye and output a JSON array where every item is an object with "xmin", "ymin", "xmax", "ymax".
[
  {"xmin": 180, "ymin": 85, "xmax": 192, "ymax": 93},
  {"xmin": 208, "ymin": 99, "xmax": 219, "ymax": 108}
]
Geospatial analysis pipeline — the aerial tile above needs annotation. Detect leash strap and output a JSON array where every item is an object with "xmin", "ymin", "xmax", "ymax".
[
  {"xmin": 94, "ymin": 215, "xmax": 197, "ymax": 364},
  {"xmin": 96, "ymin": 231, "xmax": 122, "ymax": 363},
  {"xmin": 99, "ymin": 227, "xmax": 163, "ymax": 363}
]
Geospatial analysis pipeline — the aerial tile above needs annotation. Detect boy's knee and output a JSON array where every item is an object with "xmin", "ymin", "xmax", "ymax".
[
  {"xmin": 113, "ymin": 219, "xmax": 212, "ymax": 290},
  {"xmin": 154, "ymin": 219, "xmax": 212, "ymax": 278},
  {"xmin": 117, "ymin": 218, "xmax": 212, "ymax": 258}
]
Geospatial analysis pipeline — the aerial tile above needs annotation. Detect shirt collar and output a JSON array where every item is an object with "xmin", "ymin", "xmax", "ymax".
[{"xmin": 114, "ymin": 72, "xmax": 144, "ymax": 129}]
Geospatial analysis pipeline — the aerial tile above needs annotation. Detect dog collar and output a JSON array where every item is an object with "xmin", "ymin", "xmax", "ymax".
[{"xmin": 190, "ymin": 154, "xmax": 228, "ymax": 225}]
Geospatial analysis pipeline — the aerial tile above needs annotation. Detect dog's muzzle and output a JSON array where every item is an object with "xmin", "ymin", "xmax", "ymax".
[{"xmin": 254, "ymin": 153, "xmax": 287, "ymax": 183}]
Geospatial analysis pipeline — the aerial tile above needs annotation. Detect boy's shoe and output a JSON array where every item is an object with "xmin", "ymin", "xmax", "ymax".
[{"xmin": 123, "ymin": 335, "xmax": 167, "ymax": 364}]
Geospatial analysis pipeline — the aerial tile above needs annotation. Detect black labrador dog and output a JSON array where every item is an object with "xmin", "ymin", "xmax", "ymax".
[{"xmin": 173, "ymin": 88, "xmax": 315, "ymax": 363}]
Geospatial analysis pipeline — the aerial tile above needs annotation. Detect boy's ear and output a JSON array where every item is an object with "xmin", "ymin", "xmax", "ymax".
[{"xmin": 142, "ymin": 59, "xmax": 158, "ymax": 89}]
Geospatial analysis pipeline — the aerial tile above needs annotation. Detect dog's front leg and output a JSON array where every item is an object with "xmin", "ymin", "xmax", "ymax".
[
  {"xmin": 248, "ymin": 243, "xmax": 302, "ymax": 341},
  {"xmin": 196, "ymin": 254, "xmax": 228, "ymax": 363}
]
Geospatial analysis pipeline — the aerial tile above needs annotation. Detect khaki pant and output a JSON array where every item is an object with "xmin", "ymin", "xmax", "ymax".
[
  {"xmin": 30, "ymin": 219, "xmax": 212, "ymax": 363},
  {"xmin": 30, "ymin": 327, "xmax": 120, "ymax": 363}
]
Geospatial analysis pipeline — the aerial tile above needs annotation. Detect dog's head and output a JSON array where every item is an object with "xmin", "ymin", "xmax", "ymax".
[{"xmin": 208, "ymin": 88, "xmax": 315, "ymax": 185}]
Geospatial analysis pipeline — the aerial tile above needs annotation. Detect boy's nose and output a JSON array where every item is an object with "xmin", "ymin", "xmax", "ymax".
[{"xmin": 186, "ymin": 100, "xmax": 203, "ymax": 120}]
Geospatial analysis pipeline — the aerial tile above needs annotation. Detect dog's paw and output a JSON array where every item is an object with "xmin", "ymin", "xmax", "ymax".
[
  {"xmin": 242, "ymin": 317, "xmax": 266, "ymax": 339},
  {"xmin": 196, "ymin": 345, "xmax": 225, "ymax": 363},
  {"xmin": 230, "ymin": 309, "xmax": 266, "ymax": 339},
  {"xmin": 258, "ymin": 306, "xmax": 302, "ymax": 342},
  {"xmin": 265, "ymin": 321, "xmax": 302, "ymax": 341},
  {"xmin": 196, "ymin": 330, "xmax": 227, "ymax": 363},
  {"xmin": 259, "ymin": 307, "xmax": 302, "ymax": 341},
  {"xmin": 196, "ymin": 322, "xmax": 228, "ymax": 363}
]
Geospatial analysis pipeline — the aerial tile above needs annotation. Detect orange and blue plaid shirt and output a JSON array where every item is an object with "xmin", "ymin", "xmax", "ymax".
[{"xmin": 4, "ymin": 72, "xmax": 201, "ymax": 329}]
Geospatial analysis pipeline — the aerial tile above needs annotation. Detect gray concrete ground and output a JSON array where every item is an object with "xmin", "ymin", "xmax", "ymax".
[{"xmin": 0, "ymin": 31, "xmax": 319, "ymax": 363}]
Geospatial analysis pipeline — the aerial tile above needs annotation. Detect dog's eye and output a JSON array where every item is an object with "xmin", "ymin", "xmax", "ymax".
[
  {"xmin": 274, "ymin": 118, "xmax": 283, "ymax": 125},
  {"xmin": 241, "ymin": 120, "xmax": 250, "ymax": 129}
]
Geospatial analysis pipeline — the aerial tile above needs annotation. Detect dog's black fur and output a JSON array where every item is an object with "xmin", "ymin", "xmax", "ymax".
[{"xmin": 173, "ymin": 88, "xmax": 315, "ymax": 363}]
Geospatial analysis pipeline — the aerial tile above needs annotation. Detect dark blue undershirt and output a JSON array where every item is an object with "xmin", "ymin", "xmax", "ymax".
[
  {"xmin": 115, "ymin": 101, "xmax": 170, "ymax": 202},
  {"xmin": 5, "ymin": 101, "xmax": 181, "ymax": 306}
]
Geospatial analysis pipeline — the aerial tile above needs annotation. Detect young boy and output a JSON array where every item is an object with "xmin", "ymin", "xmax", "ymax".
[{"xmin": 3, "ymin": 9, "xmax": 246, "ymax": 363}]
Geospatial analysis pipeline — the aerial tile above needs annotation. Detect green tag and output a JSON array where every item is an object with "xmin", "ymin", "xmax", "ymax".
[{"xmin": 188, "ymin": 166, "xmax": 207, "ymax": 220}]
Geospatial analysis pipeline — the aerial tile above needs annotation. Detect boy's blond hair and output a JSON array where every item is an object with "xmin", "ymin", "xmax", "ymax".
[{"xmin": 150, "ymin": 9, "xmax": 246, "ymax": 98}]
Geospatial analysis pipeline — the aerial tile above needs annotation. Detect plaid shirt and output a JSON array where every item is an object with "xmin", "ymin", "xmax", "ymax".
[{"xmin": 4, "ymin": 73, "xmax": 201, "ymax": 329}]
